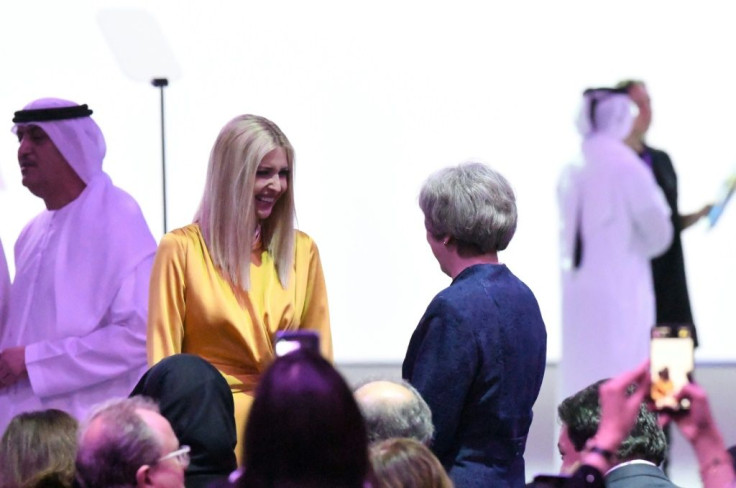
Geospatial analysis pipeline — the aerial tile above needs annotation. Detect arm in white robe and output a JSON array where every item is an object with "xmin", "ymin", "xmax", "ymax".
[
  {"xmin": 620, "ymin": 159, "xmax": 673, "ymax": 258},
  {"xmin": 0, "ymin": 238, "xmax": 9, "ymax": 327},
  {"xmin": 23, "ymin": 255, "xmax": 152, "ymax": 398}
]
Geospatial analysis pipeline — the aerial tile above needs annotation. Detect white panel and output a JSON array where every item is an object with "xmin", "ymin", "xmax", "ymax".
[{"xmin": 1, "ymin": 0, "xmax": 734, "ymax": 363}]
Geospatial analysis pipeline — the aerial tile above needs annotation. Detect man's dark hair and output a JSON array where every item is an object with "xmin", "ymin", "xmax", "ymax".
[
  {"xmin": 557, "ymin": 379, "xmax": 666, "ymax": 465},
  {"xmin": 615, "ymin": 79, "xmax": 645, "ymax": 93}
]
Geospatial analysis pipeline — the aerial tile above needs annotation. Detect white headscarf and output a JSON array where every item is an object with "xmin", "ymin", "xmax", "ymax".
[
  {"xmin": 5, "ymin": 97, "xmax": 156, "ymax": 359},
  {"xmin": 12, "ymin": 98, "xmax": 106, "ymax": 184},
  {"xmin": 575, "ymin": 89, "xmax": 634, "ymax": 141}
]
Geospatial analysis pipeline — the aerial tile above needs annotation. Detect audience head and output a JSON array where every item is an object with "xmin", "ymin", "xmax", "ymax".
[
  {"xmin": 130, "ymin": 354, "xmax": 237, "ymax": 488},
  {"xmin": 370, "ymin": 438, "xmax": 452, "ymax": 488},
  {"xmin": 576, "ymin": 87, "xmax": 634, "ymax": 140},
  {"xmin": 0, "ymin": 409, "xmax": 78, "ymax": 488},
  {"xmin": 557, "ymin": 379, "xmax": 666, "ymax": 473},
  {"xmin": 354, "ymin": 379, "xmax": 434, "ymax": 445},
  {"xmin": 240, "ymin": 349, "xmax": 368, "ymax": 488},
  {"xmin": 195, "ymin": 114, "xmax": 295, "ymax": 291},
  {"xmin": 419, "ymin": 162, "xmax": 517, "ymax": 258},
  {"xmin": 616, "ymin": 79, "xmax": 652, "ymax": 141},
  {"xmin": 76, "ymin": 396, "xmax": 188, "ymax": 488}
]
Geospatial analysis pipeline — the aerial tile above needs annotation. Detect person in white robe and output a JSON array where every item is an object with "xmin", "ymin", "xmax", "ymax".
[
  {"xmin": 558, "ymin": 88, "xmax": 673, "ymax": 398},
  {"xmin": 0, "ymin": 98, "xmax": 156, "ymax": 432},
  {"xmin": 0, "ymin": 238, "xmax": 8, "ymax": 327}
]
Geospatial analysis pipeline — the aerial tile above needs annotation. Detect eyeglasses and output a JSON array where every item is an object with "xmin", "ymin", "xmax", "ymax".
[{"xmin": 157, "ymin": 445, "xmax": 191, "ymax": 468}]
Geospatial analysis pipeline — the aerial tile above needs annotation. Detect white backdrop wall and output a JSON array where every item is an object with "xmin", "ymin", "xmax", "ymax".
[{"xmin": 1, "ymin": 1, "xmax": 734, "ymax": 363}]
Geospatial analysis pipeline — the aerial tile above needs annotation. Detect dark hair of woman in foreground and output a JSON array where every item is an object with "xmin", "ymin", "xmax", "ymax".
[
  {"xmin": 370, "ymin": 437, "xmax": 453, "ymax": 488},
  {"xmin": 239, "ymin": 349, "xmax": 369, "ymax": 488}
]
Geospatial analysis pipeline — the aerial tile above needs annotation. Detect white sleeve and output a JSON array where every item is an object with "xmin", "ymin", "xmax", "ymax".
[
  {"xmin": 621, "ymin": 161, "xmax": 673, "ymax": 258},
  {"xmin": 0, "ymin": 237, "xmax": 9, "ymax": 327},
  {"xmin": 24, "ymin": 255, "xmax": 152, "ymax": 398},
  {"xmin": 557, "ymin": 164, "xmax": 582, "ymax": 270}
]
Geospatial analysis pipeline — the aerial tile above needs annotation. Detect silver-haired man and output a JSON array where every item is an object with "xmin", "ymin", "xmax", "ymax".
[
  {"xmin": 76, "ymin": 396, "xmax": 189, "ymax": 488},
  {"xmin": 354, "ymin": 379, "xmax": 434, "ymax": 445}
]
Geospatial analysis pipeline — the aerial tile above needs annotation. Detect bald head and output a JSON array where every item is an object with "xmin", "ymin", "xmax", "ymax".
[
  {"xmin": 354, "ymin": 379, "xmax": 434, "ymax": 445},
  {"xmin": 135, "ymin": 408, "xmax": 178, "ymax": 451},
  {"xmin": 355, "ymin": 380, "xmax": 416, "ymax": 406}
]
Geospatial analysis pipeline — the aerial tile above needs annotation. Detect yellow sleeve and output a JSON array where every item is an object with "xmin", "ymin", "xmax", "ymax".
[
  {"xmin": 300, "ymin": 238, "xmax": 333, "ymax": 361},
  {"xmin": 147, "ymin": 232, "xmax": 187, "ymax": 365}
]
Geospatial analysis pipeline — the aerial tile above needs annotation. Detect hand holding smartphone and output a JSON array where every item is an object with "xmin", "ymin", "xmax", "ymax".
[{"xmin": 649, "ymin": 324, "xmax": 694, "ymax": 412}]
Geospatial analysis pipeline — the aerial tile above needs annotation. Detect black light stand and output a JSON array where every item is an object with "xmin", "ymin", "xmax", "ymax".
[{"xmin": 151, "ymin": 77, "xmax": 169, "ymax": 233}]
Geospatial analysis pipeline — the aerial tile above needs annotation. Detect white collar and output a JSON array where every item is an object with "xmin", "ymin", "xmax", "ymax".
[{"xmin": 605, "ymin": 459, "xmax": 657, "ymax": 476}]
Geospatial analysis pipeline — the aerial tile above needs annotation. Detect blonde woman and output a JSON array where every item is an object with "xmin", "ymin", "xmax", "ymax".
[
  {"xmin": 0, "ymin": 409, "xmax": 78, "ymax": 488},
  {"xmin": 147, "ymin": 115, "xmax": 331, "ymax": 455}
]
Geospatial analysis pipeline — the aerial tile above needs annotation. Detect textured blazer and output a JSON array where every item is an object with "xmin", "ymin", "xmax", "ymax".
[{"xmin": 403, "ymin": 264, "xmax": 547, "ymax": 488}]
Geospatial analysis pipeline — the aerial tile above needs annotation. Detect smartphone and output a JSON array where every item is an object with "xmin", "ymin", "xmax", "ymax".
[
  {"xmin": 274, "ymin": 330, "xmax": 320, "ymax": 357},
  {"xmin": 649, "ymin": 324, "xmax": 694, "ymax": 411}
]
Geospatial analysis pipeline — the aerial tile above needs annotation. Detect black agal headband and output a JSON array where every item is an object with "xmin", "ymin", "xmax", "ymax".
[
  {"xmin": 582, "ymin": 88, "xmax": 628, "ymax": 131},
  {"xmin": 12, "ymin": 104, "xmax": 93, "ymax": 123}
]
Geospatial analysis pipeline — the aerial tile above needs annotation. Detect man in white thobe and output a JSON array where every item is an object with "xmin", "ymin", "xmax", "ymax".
[
  {"xmin": 558, "ymin": 88, "xmax": 673, "ymax": 397},
  {"xmin": 0, "ymin": 98, "xmax": 156, "ymax": 432},
  {"xmin": 0, "ymin": 238, "xmax": 9, "ymax": 327}
]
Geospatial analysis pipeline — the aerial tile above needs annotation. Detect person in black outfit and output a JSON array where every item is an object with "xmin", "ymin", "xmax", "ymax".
[
  {"xmin": 131, "ymin": 354, "xmax": 238, "ymax": 488},
  {"xmin": 617, "ymin": 79, "xmax": 711, "ymax": 346}
]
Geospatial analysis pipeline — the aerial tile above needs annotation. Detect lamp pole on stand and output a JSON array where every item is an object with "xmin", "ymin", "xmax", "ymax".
[{"xmin": 151, "ymin": 77, "xmax": 169, "ymax": 233}]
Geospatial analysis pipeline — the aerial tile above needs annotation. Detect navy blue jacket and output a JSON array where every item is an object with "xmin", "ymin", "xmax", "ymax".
[{"xmin": 403, "ymin": 264, "xmax": 547, "ymax": 488}]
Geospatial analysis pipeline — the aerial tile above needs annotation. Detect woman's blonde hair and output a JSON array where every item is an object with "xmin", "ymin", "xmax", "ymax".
[
  {"xmin": 0, "ymin": 409, "xmax": 78, "ymax": 488},
  {"xmin": 195, "ymin": 114, "xmax": 295, "ymax": 290},
  {"xmin": 370, "ymin": 438, "xmax": 453, "ymax": 488}
]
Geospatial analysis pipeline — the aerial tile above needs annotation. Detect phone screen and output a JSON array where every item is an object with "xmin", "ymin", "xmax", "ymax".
[
  {"xmin": 274, "ymin": 330, "xmax": 320, "ymax": 357},
  {"xmin": 650, "ymin": 325, "xmax": 694, "ymax": 411}
]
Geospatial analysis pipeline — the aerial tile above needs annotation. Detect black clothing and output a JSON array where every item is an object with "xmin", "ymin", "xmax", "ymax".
[
  {"xmin": 131, "ymin": 354, "xmax": 238, "ymax": 488},
  {"xmin": 642, "ymin": 145, "xmax": 699, "ymax": 346}
]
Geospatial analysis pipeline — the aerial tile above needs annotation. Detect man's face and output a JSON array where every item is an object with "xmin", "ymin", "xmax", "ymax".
[
  {"xmin": 137, "ymin": 410, "xmax": 186, "ymax": 488},
  {"xmin": 16, "ymin": 125, "xmax": 77, "ymax": 203},
  {"xmin": 557, "ymin": 425, "xmax": 584, "ymax": 474},
  {"xmin": 628, "ymin": 83, "xmax": 652, "ymax": 139}
]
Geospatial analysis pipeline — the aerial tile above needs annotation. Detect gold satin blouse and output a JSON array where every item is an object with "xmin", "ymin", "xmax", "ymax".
[{"xmin": 147, "ymin": 223, "xmax": 332, "ymax": 456}]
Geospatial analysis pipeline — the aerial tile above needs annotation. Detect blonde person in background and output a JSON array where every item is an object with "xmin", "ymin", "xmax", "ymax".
[
  {"xmin": 371, "ymin": 438, "xmax": 454, "ymax": 488},
  {"xmin": 147, "ymin": 115, "xmax": 332, "ymax": 458},
  {"xmin": 0, "ymin": 409, "xmax": 78, "ymax": 488}
]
